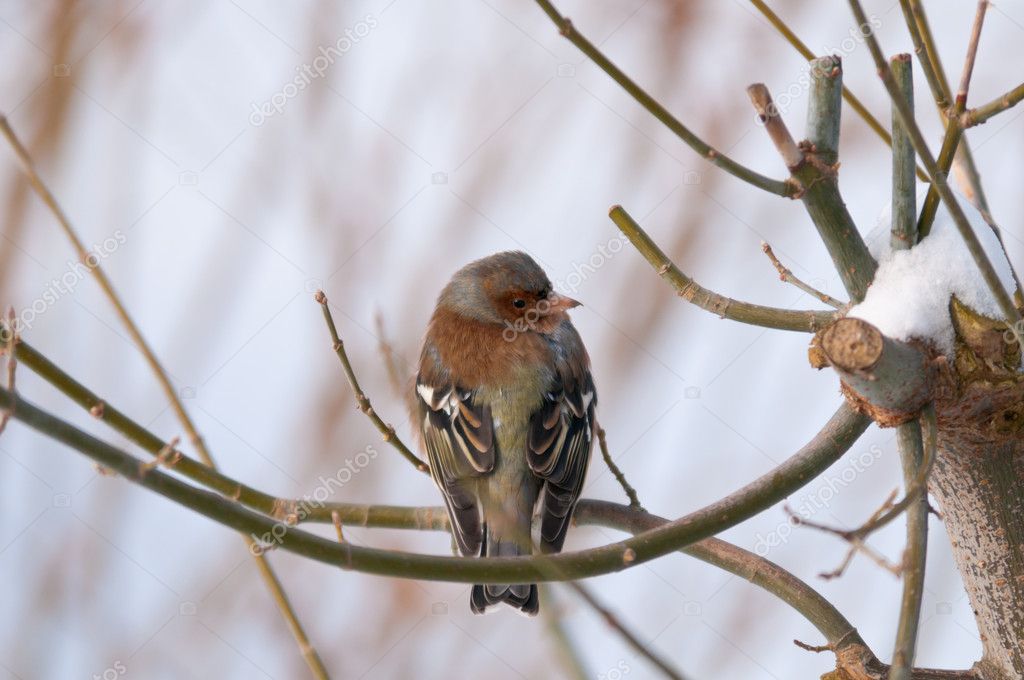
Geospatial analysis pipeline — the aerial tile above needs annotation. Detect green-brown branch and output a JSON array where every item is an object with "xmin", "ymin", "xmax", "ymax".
[
  {"xmin": 532, "ymin": 0, "xmax": 794, "ymax": 198},
  {"xmin": 0, "ymin": 382, "xmax": 868, "ymax": 583},
  {"xmin": 609, "ymin": 206, "xmax": 838, "ymax": 332}
]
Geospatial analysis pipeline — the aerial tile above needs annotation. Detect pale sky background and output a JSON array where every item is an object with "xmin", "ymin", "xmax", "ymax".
[{"xmin": 2, "ymin": 1, "xmax": 1024, "ymax": 678}]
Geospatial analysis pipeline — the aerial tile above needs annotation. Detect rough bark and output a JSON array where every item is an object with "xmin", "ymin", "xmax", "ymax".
[
  {"xmin": 818, "ymin": 306, "xmax": 1024, "ymax": 679},
  {"xmin": 932, "ymin": 303, "xmax": 1024, "ymax": 679}
]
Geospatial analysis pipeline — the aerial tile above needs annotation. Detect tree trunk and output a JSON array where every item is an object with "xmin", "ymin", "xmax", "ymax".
[
  {"xmin": 818, "ymin": 306, "xmax": 1024, "ymax": 679},
  {"xmin": 933, "ymin": 375, "xmax": 1024, "ymax": 680}
]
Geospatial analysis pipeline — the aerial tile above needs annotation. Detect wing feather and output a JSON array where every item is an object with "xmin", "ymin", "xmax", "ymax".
[
  {"xmin": 417, "ymin": 372, "xmax": 495, "ymax": 556},
  {"xmin": 528, "ymin": 370, "xmax": 596, "ymax": 553}
]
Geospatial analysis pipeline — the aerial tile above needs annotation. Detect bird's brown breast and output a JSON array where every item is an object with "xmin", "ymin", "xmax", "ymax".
[{"xmin": 424, "ymin": 307, "xmax": 554, "ymax": 389}]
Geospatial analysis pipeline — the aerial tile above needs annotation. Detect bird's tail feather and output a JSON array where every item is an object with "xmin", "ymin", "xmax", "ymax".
[{"xmin": 470, "ymin": 533, "xmax": 538, "ymax": 615}]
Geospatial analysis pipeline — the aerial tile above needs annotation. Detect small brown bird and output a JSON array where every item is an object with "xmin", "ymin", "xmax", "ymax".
[{"xmin": 416, "ymin": 251, "xmax": 596, "ymax": 615}]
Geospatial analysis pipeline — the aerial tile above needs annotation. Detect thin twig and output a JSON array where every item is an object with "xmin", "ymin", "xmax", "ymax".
[
  {"xmin": 608, "ymin": 206, "xmax": 838, "ymax": 332},
  {"xmin": 898, "ymin": 0, "xmax": 950, "ymax": 111},
  {"xmin": 961, "ymin": 82, "xmax": 1024, "ymax": 128},
  {"xmin": 760, "ymin": 242, "xmax": 844, "ymax": 308},
  {"xmin": 787, "ymin": 409, "xmax": 936, "ymax": 581},
  {"xmin": 793, "ymin": 639, "xmax": 833, "ymax": 654},
  {"xmin": 0, "ymin": 116, "xmax": 330, "ymax": 680},
  {"xmin": 565, "ymin": 579, "xmax": 687, "ymax": 680},
  {"xmin": 847, "ymin": 0, "xmax": 1024, "ymax": 346},
  {"xmin": 916, "ymin": 0, "xmax": 988, "ymax": 239},
  {"xmin": 539, "ymin": 584, "xmax": 589, "ymax": 680},
  {"xmin": 315, "ymin": 291, "xmax": 429, "ymax": 474},
  {"xmin": 596, "ymin": 425, "xmax": 643, "ymax": 510},
  {"xmin": 898, "ymin": 0, "xmax": 992, "ymax": 215},
  {"xmin": 956, "ymin": 1, "xmax": 988, "ymax": 110},
  {"xmin": 788, "ymin": 497, "xmax": 903, "ymax": 580},
  {"xmin": 140, "ymin": 436, "xmax": 181, "ymax": 474},
  {"xmin": 532, "ymin": 0, "xmax": 795, "ymax": 197}
]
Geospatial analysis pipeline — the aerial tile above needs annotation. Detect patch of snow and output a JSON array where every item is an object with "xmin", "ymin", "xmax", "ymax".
[{"xmin": 847, "ymin": 190, "xmax": 1017, "ymax": 357}]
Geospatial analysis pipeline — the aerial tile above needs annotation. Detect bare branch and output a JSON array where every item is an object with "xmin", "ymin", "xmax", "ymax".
[
  {"xmin": 564, "ymin": 579, "xmax": 687, "ymax": 680},
  {"xmin": 890, "ymin": 408, "xmax": 935, "ymax": 680},
  {"xmin": 0, "ymin": 114, "xmax": 330, "ymax": 679},
  {"xmin": 785, "ymin": 405, "xmax": 935, "ymax": 584},
  {"xmin": 532, "ymin": 0, "xmax": 795, "ymax": 197},
  {"xmin": 747, "ymin": 65, "xmax": 878, "ymax": 302},
  {"xmin": 788, "ymin": 496, "xmax": 902, "ymax": 580},
  {"xmin": 315, "ymin": 291, "xmax": 429, "ymax": 474},
  {"xmin": 890, "ymin": 54, "xmax": 918, "ymax": 250},
  {"xmin": 916, "ymin": 1, "xmax": 988, "ymax": 239},
  {"xmin": 745, "ymin": 0, "xmax": 936, "ymax": 185},
  {"xmin": 609, "ymin": 205, "xmax": 838, "ymax": 332},
  {"xmin": 847, "ymin": 0, "xmax": 1023, "ymax": 340},
  {"xmin": 0, "ymin": 380, "xmax": 869, "ymax": 583},
  {"xmin": 897, "ymin": 0, "xmax": 992, "ymax": 217},
  {"xmin": 961, "ymin": 82, "xmax": 1024, "ymax": 128},
  {"xmin": 746, "ymin": 84, "xmax": 802, "ymax": 169},
  {"xmin": 761, "ymin": 242, "xmax": 844, "ymax": 309},
  {"xmin": 597, "ymin": 425, "xmax": 643, "ymax": 510}
]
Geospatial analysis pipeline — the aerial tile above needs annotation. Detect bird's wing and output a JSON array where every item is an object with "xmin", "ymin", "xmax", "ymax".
[
  {"xmin": 528, "ymin": 327, "xmax": 596, "ymax": 553},
  {"xmin": 416, "ymin": 374, "xmax": 495, "ymax": 556}
]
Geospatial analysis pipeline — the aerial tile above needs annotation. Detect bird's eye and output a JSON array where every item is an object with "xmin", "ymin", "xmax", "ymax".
[{"xmin": 512, "ymin": 299, "xmax": 526, "ymax": 309}]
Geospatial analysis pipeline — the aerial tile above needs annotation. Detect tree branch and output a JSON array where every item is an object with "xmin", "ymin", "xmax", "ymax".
[
  {"xmin": 597, "ymin": 425, "xmax": 643, "ymax": 510},
  {"xmin": 9, "ymin": 354, "xmax": 978, "ymax": 677},
  {"xmin": 897, "ymin": 0, "xmax": 992, "ymax": 215},
  {"xmin": 315, "ymin": 291, "xmax": 429, "ymax": 474},
  {"xmin": 532, "ymin": 0, "xmax": 795, "ymax": 198},
  {"xmin": 745, "ymin": 0, "xmax": 930, "ymax": 183},
  {"xmin": 0, "ymin": 115, "xmax": 329, "ymax": 679},
  {"xmin": 961, "ymin": 82, "xmax": 1024, "ymax": 128},
  {"xmin": 0, "ymin": 380, "xmax": 869, "ymax": 582},
  {"xmin": 847, "ymin": 0, "xmax": 1023, "ymax": 338},
  {"xmin": 891, "ymin": 54, "xmax": 918, "ymax": 250},
  {"xmin": 747, "ymin": 66, "xmax": 878, "ymax": 302},
  {"xmin": 819, "ymin": 318, "xmax": 937, "ymax": 425},
  {"xmin": 760, "ymin": 242, "xmax": 845, "ymax": 309},
  {"xmin": 916, "ymin": 1, "xmax": 988, "ymax": 239},
  {"xmin": 890, "ymin": 408, "xmax": 935, "ymax": 680},
  {"xmin": 608, "ymin": 205, "xmax": 838, "ymax": 332}
]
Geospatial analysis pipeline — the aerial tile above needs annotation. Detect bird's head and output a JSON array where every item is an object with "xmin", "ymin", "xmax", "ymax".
[{"xmin": 437, "ymin": 251, "xmax": 580, "ymax": 334}]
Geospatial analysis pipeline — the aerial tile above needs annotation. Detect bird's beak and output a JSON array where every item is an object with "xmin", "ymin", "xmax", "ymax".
[{"xmin": 547, "ymin": 293, "xmax": 582, "ymax": 313}]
